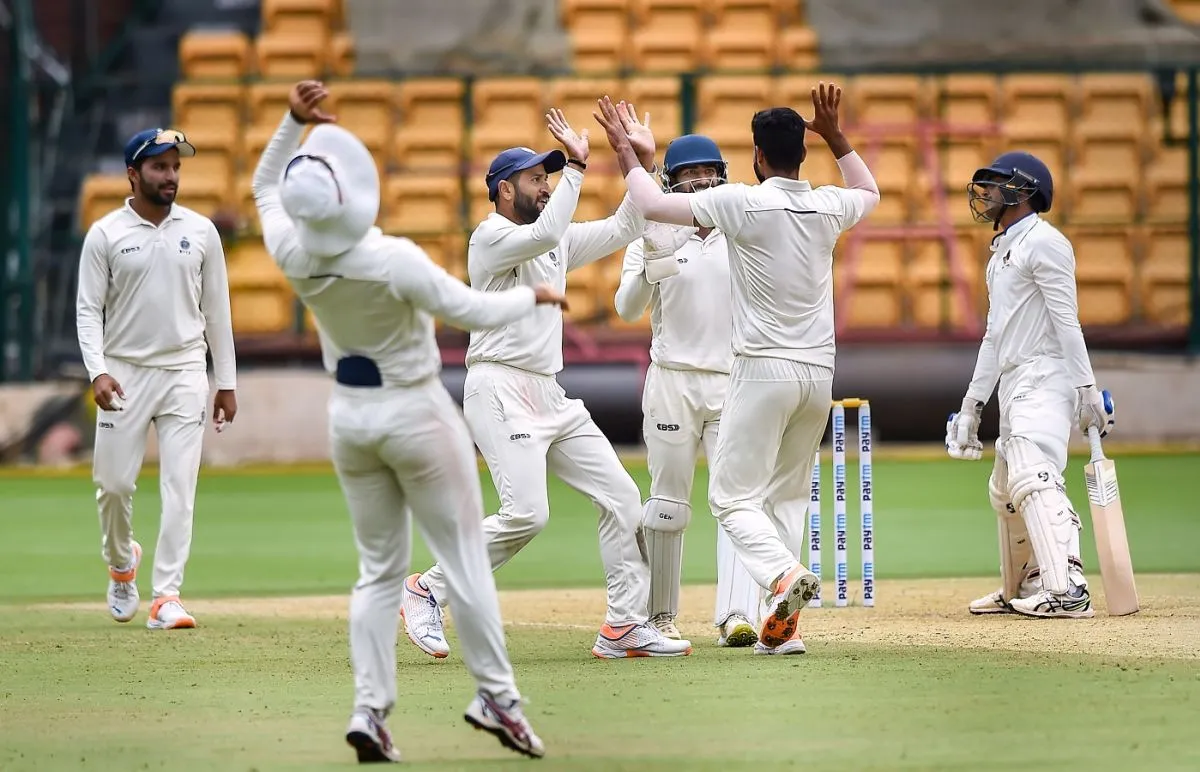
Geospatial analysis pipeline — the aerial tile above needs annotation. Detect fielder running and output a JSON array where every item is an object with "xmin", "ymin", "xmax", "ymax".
[
  {"xmin": 614, "ymin": 133, "xmax": 761, "ymax": 648},
  {"xmin": 596, "ymin": 83, "xmax": 879, "ymax": 653},
  {"xmin": 76, "ymin": 126, "xmax": 238, "ymax": 631},
  {"xmin": 402, "ymin": 108, "xmax": 693, "ymax": 660},
  {"xmin": 948, "ymin": 151, "xmax": 1114, "ymax": 619},
  {"xmin": 253, "ymin": 81, "xmax": 553, "ymax": 762}
]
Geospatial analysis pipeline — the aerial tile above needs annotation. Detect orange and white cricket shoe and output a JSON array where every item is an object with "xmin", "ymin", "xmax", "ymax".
[
  {"xmin": 759, "ymin": 564, "xmax": 820, "ymax": 649},
  {"xmin": 107, "ymin": 541, "xmax": 142, "ymax": 623},
  {"xmin": 400, "ymin": 573, "xmax": 449, "ymax": 659},
  {"xmin": 753, "ymin": 625, "xmax": 807, "ymax": 655},
  {"xmin": 146, "ymin": 596, "xmax": 196, "ymax": 630},
  {"xmin": 591, "ymin": 622, "xmax": 693, "ymax": 658}
]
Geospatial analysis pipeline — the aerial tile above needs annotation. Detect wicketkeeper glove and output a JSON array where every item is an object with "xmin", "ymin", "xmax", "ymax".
[{"xmin": 641, "ymin": 222, "xmax": 696, "ymax": 284}]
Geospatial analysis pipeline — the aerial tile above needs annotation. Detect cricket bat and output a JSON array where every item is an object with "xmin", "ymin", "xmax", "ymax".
[{"xmin": 1083, "ymin": 427, "xmax": 1140, "ymax": 616}]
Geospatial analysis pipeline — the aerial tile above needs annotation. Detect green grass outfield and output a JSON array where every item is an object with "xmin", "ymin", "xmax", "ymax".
[{"xmin": 1, "ymin": 453, "xmax": 1198, "ymax": 771}]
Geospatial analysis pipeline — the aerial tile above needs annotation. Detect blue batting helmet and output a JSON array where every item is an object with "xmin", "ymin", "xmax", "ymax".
[
  {"xmin": 967, "ymin": 151, "xmax": 1054, "ymax": 225},
  {"xmin": 661, "ymin": 134, "xmax": 727, "ymax": 191}
]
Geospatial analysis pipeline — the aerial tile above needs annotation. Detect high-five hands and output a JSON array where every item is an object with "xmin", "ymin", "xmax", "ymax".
[
  {"xmin": 805, "ymin": 81, "xmax": 843, "ymax": 140},
  {"xmin": 546, "ymin": 108, "xmax": 590, "ymax": 163},
  {"xmin": 592, "ymin": 96, "xmax": 657, "ymax": 159}
]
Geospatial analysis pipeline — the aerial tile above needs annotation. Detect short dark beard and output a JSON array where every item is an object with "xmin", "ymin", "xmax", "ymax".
[{"xmin": 513, "ymin": 189, "xmax": 542, "ymax": 224}]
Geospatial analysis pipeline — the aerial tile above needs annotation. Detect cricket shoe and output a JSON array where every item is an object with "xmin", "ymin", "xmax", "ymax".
[
  {"xmin": 345, "ymin": 708, "xmax": 402, "ymax": 763},
  {"xmin": 146, "ymin": 596, "xmax": 196, "ymax": 629},
  {"xmin": 650, "ymin": 612, "xmax": 681, "ymax": 640},
  {"xmin": 591, "ymin": 622, "xmax": 693, "ymax": 658},
  {"xmin": 968, "ymin": 589, "xmax": 1015, "ymax": 615},
  {"xmin": 464, "ymin": 691, "xmax": 545, "ymax": 759},
  {"xmin": 1009, "ymin": 584, "xmax": 1096, "ymax": 619},
  {"xmin": 400, "ymin": 573, "xmax": 449, "ymax": 659},
  {"xmin": 107, "ymin": 540, "xmax": 142, "ymax": 623},
  {"xmin": 759, "ymin": 565, "xmax": 820, "ymax": 648},
  {"xmin": 753, "ymin": 635, "xmax": 807, "ymax": 656},
  {"xmin": 716, "ymin": 614, "xmax": 758, "ymax": 648}
]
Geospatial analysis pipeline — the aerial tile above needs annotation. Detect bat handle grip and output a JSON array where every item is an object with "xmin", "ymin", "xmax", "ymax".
[{"xmin": 1086, "ymin": 426, "xmax": 1106, "ymax": 463}]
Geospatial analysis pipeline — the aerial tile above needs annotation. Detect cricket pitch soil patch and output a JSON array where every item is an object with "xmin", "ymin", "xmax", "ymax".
[{"xmin": 44, "ymin": 575, "xmax": 1200, "ymax": 660}]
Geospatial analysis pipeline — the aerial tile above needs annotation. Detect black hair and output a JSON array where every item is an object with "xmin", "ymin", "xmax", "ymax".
[
  {"xmin": 751, "ymin": 107, "xmax": 807, "ymax": 172},
  {"xmin": 128, "ymin": 158, "xmax": 147, "ymax": 192}
]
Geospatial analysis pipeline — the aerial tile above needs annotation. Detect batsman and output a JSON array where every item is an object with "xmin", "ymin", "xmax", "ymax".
[{"xmin": 947, "ymin": 151, "xmax": 1115, "ymax": 619}]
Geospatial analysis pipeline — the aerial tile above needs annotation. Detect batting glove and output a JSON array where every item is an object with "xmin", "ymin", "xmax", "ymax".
[
  {"xmin": 1075, "ymin": 386, "xmax": 1115, "ymax": 439},
  {"xmin": 641, "ymin": 222, "xmax": 695, "ymax": 284},
  {"xmin": 945, "ymin": 397, "xmax": 984, "ymax": 461}
]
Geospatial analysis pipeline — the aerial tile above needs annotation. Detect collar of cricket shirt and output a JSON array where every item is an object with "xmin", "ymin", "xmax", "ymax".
[
  {"xmin": 760, "ymin": 177, "xmax": 813, "ymax": 191},
  {"xmin": 990, "ymin": 212, "xmax": 1040, "ymax": 254},
  {"xmin": 280, "ymin": 124, "xmax": 380, "ymax": 259}
]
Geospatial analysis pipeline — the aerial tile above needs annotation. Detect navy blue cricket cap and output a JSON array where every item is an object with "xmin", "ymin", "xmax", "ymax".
[
  {"xmin": 485, "ymin": 147, "xmax": 567, "ymax": 202},
  {"xmin": 124, "ymin": 128, "xmax": 197, "ymax": 167}
]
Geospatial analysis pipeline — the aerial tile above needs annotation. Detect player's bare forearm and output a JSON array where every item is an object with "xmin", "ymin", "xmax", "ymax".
[
  {"xmin": 614, "ymin": 141, "xmax": 641, "ymax": 177},
  {"xmin": 824, "ymin": 130, "xmax": 853, "ymax": 160}
]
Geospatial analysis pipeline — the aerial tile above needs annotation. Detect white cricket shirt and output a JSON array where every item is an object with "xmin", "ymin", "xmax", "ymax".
[
  {"xmin": 615, "ymin": 227, "xmax": 733, "ymax": 374},
  {"xmin": 466, "ymin": 166, "xmax": 645, "ymax": 375},
  {"xmin": 76, "ymin": 200, "xmax": 237, "ymax": 389},
  {"xmin": 252, "ymin": 115, "xmax": 537, "ymax": 386},
  {"xmin": 966, "ymin": 213, "xmax": 1096, "ymax": 403},
  {"xmin": 688, "ymin": 178, "xmax": 870, "ymax": 369}
]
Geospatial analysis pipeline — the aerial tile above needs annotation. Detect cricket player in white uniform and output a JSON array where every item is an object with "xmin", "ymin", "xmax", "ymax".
[
  {"xmin": 948, "ymin": 151, "xmax": 1115, "ymax": 619},
  {"xmin": 614, "ymin": 134, "xmax": 761, "ymax": 648},
  {"xmin": 76, "ymin": 127, "xmax": 238, "ymax": 631},
  {"xmin": 402, "ymin": 109, "xmax": 693, "ymax": 660},
  {"xmin": 253, "ymin": 81, "xmax": 552, "ymax": 762},
  {"xmin": 595, "ymin": 84, "xmax": 879, "ymax": 652}
]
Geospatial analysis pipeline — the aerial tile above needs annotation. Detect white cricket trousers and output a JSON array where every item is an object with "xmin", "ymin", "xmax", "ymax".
[
  {"xmin": 92, "ymin": 357, "xmax": 208, "ymax": 598},
  {"xmin": 420, "ymin": 363, "xmax": 649, "ymax": 626},
  {"xmin": 328, "ymin": 377, "xmax": 520, "ymax": 713},
  {"xmin": 709, "ymin": 356, "xmax": 833, "ymax": 591},
  {"xmin": 642, "ymin": 364, "xmax": 760, "ymax": 626}
]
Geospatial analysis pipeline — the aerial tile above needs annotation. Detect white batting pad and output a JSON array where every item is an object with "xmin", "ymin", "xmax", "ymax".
[
  {"xmin": 642, "ymin": 498, "xmax": 691, "ymax": 619},
  {"xmin": 1003, "ymin": 435, "xmax": 1075, "ymax": 594}
]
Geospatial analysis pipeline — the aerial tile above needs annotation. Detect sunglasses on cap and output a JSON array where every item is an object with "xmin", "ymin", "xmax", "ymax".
[{"xmin": 129, "ymin": 128, "xmax": 194, "ymax": 164}]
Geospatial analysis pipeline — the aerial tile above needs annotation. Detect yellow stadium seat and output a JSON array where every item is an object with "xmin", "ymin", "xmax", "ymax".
[
  {"xmin": 836, "ymin": 239, "xmax": 904, "ymax": 328},
  {"xmin": 256, "ymin": 32, "xmax": 327, "ymax": 79},
  {"xmin": 777, "ymin": 26, "xmax": 819, "ymax": 71},
  {"xmin": 394, "ymin": 78, "xmax": 465, "ymax": 172},
  {"xmin": 940, "ymin": 136, "xmax": 1000, "ymax": 189},
  {"xmin": 775, "ymin": 73, "xmax": 847, "ymax": 108},
  {"xmin": 800, "ymin": 141, "xmax": 841, "ymax": 186},
  {"xmin": 470, "ymin": 78, "xmax": 545, "ymax": 162},
  {"xmin": 172, "ymin": 84, "xmax": 245, "ymax": 148},
  {"xmin": 565, "ymin": 263, "xmax": 604, "ymax": 323},
  {"xmin": 330, "ymin": 31, "xmax": 355, "ymax": 77},
  {"xmin": 1076, "ymin": 74, "xmax": 1152, "ymax": 140},
  {"xmin": 627, "ymin": 76, "xmax": 683, "ymax": 137},
  {"xmin": 695, "ymin": 75, "xmax": 773, "ymax": 183},
  {"xmin": 245, "ymin": 82, "xmax": 298, "ymax": 162},
  {"xmin": 382, "ymin": 175, "xmax": 461, "ymax": 236},
  {"xmin": 851, "ymin": 75, "xmax": 930, "ymax": 126},
  {"xmin": 228, "ymin": 243, "xmax": 293, "ymax": 334},
  {"xmin": 705, "ymin": 2, "xmax": 782, "ymax": 71},
  {"xmin": 469, "ymin": 188, "xmax": 495, "ymax": 229},
  {"xmin": 631, "ymin": 0, "xmax": 704, "ymax": 29},
  {"xmin": 994, "ymin": 126, "xmax": 1066, "ymax": 192},
  {"xmin": 1140, "ymin": 228, "xmax": 1189, "ymax": 324},
  {"xmin": 406, "ymin": 233, "xmax": 467, "ymax": 282},
  {"xmin": 179, "ymin": 31, "xmax": 251, "ymax": 80},
  {"xmin": 1000, "ymin": 75, "xmax": 1074, "ymax": 140},
  {"xmin": 1174, "ymin": 0, "xmax": 1200, "ymax": 22},
  {"xmin": 909, "ymin": 235, "xmax": 985, "ymax": 328},
  {"xmin": 79, "ymin": 175, "xmax": 131, "ymax": 230},
  {"xmin": 178, "ymin": 176, "xmax": 230, "ymax": 219},
  {"xmin": 180, "ymin": 131, "xmax": 236, "ymax": 203},
  {"xmin": 562, "ymin": 0, "xmax": 630, "ymax": 73},
  {"xmin": 1071, "ymin": 135, "xmax": 1145, "ymax": 182},
  {"xmin": 327, "ymin": 80, "xmax": 395, "ymax": 155},
  {"xmin": 1062, "ymin": 227, "xmax": 1135, "ymax": 325},
  {"xmin": 262, "ymin": 0, "xmax": 336, "ymax": 36},
  {"xmin": 630, "ymin": 30, "xmax": 703, "ymax": 72},
  {"xmin": 548, "ymin": 78, "xmax": 622, "ymax": 171},
  {"xmin": 936, "ymin": 74, "xmax": 1000, "ymax": 127},
  {"xmin": 1145, "ymin": 144, "xmax": 1189, "ymax": 223},
  {"xmin": 235, "ymin": 172, "xmax": 258, "ymax": 231},
  {"xmin": 1067, "ymin": 172, "xmax": 1140, "ymax": 224},
  {"xmin": 572, "ymin": 174, "xmax": 620, "ymax": 222}
]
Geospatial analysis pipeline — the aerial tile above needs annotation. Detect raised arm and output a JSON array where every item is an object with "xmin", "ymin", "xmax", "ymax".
[
  {"xmin": 200, "ymin": 220, "xmax": 237, "ymax": 390},
  {"xmin": 389, "ymin": 237, "xmax": 564, "ymax": 330},
  {"xmin": 473, "ymin": 166, "xmax": 582, "ymax": 274},
  {"xmin": 563, "ymin": 194, "xmax": 646, "ymax": 270},
  {"xmin": 75, "ymin": 224, "xmax": 110, "ymax": 383},
  {"xmin": 807, "ymin": 83, "xmax": 880, "ymax": 228},
  {"xmin": 253, "ymin": 81, "xmax": 336, "ymax": 260}
]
